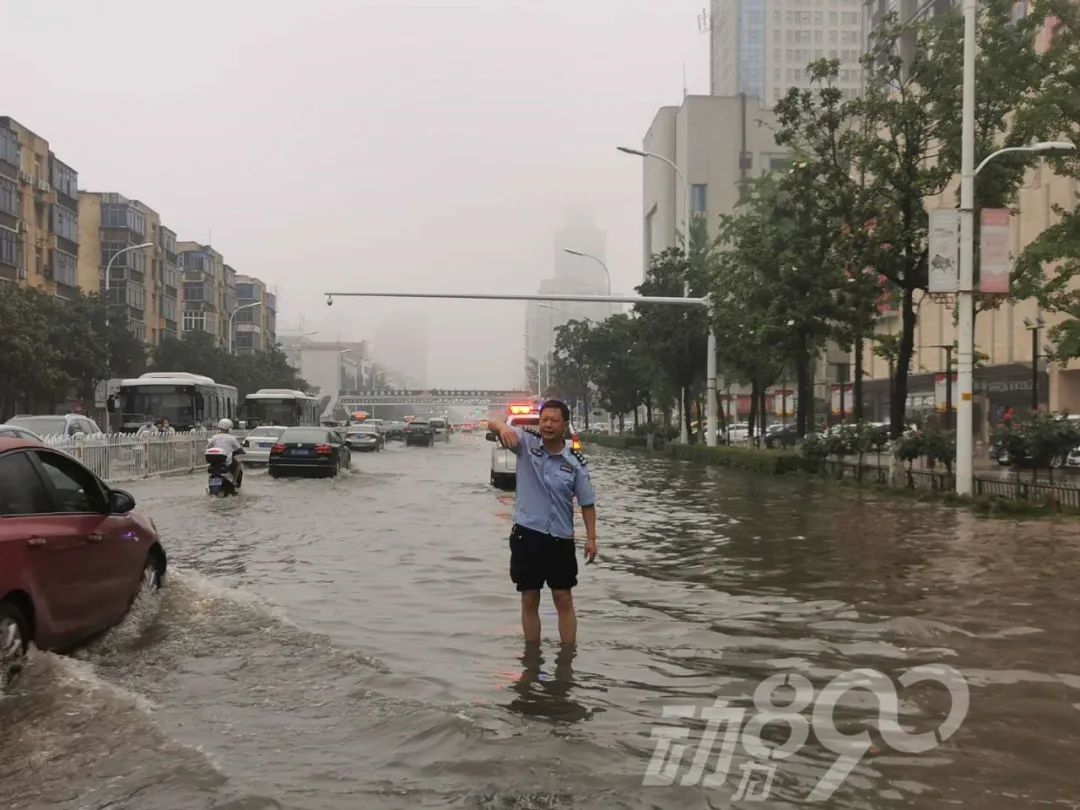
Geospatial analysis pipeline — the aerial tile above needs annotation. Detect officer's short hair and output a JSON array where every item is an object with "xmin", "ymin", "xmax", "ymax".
[{"xmin": 541, "ymin": 399, "xmax": 570, "ymax": 422}]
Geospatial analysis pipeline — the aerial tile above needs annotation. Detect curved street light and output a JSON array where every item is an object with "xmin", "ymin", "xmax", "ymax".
[
  {"xmin": 104, "ymin": 241, "xmax": 154, "ymax": 324},
  {"xmin": 228, "ymin": 301, "xmax": 262, "ymax": 354},
  {"xmin": 563, "ymin": 248, "xmax": 612, "ymax": 296},
  {"xmin": 974, "ymin": 140, "xmax": 1076, "ymax": 176},
  {"xmin": 618, "ymin": 145, "xmax": 715, "ymax": 446}
]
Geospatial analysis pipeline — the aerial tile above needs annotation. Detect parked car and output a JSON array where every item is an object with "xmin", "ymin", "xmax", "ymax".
[
  {"xmin": 5, "ymin": 414, "xmax": 102, "ymax": 439},
  {"xmin": 268, "ymin": 427, "xmax": 352, "ymax": 477},
  {"xmin": 0, "ymin": 437, "xmax": 166, "ymax": 690},
  {"xmin": 405, "ymin": 420, "xmax": 435, "ymax": 447},
  {"xmin": 240, "ymin": 425, "xmax": 287, "ymax": 465},
  {"xmin": 723, "ymin": 423, "xmax": 750, "ymax": 443},
  {"xmin": 764, "ymin": 424, "xmax": 800, "ymax": 449},
  {"xmin": 0, "ymin": 424, "xmax": 43, "ymax": 441},
  {"xmin": 345, "ymin": 424, "xmax": 384, "ymax": 451},
  {"xmin": 429, "ymin": 417, "xmax": 450, "ymax": 443}
]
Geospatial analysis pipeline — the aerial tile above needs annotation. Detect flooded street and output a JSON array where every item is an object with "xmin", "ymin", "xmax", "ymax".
[{"xmin": 3, "ymin": 437, "xmax": 1080, "ymax": 809}]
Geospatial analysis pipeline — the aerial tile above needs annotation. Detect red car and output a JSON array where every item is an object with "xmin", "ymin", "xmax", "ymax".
[{"xmin": 0, "ymin": 438, "xmax": 166, "ymax": 689}]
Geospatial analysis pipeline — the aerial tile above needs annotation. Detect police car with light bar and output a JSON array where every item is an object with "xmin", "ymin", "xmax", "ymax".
[{"xmin": 488, "ymin": 401, "xmax": 582, "ymax": 490}]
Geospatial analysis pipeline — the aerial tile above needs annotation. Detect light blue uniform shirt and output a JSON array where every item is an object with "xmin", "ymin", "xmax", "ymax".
[{"xmin": 509, "ymin": 428, "xmax": 595, "ymax": 540}]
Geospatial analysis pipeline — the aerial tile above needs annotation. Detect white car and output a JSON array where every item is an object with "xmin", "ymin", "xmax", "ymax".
[
  {"xmin": 5, "ymin": 413, "xmax": 102, "ymax": 439},
  {"xmin": 429, "ymin": 417, "xmax": 450, "ymax": 443},
  {"xmin": 725, "ymin": 422, "xmax": 750, "ymax": 443},
  {"xmin": 240, "ymin": 425, "xmax": 287, "ymax": 465},
  {"xmin": 0, "ymin": 424, "xmax": 43, "ymax": 441},
  {"xmin": 345, "ymin": 424, "xmax": 383, "ymax": 451}
]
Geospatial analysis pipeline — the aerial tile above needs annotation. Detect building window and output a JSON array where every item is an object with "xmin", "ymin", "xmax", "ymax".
[
  {"xmin": 51, "ymin": 161, "xmax": 77, "ymax": 199},
  {"xmin": 0, "ymin": 227, "xmax": 21, "ymax": 268},
  {"xmin": 234, "ymin": 333, "xmax": 255, "ymax": 349},
  {"xmin": 162, "ymin": 297, "xmax": 177, "ymax": 322},
  {"xmin": 52, "ymin": 250, "xmax": 77, "ymax": 287},
  {"xmin": 0, "ymin": 177, "xmax": 17, "ymax": 217},
  {"xmin": 53, "ymin": 205, "xmax": 78, "ymax": 242},
  {"xmin": 159, "ymin": 228, "xmax": 176, "ymax": 254},
  {"xmin": 183, "ymin": 311, "xmax": 206, "ymax": 332},
  {"xmin": 0, "ymin": 129, "xmax": 18, "ymax": 168},
  {"xmin": 183, "ymin": 281, "xmax": 207, "ymax": 302},
  {"xmin": 691, "ymin": 184, "xmax": 707, "ymax": 216},
  {"xmin": 235, "ymin": 283, "xmax": 256, "ymax": 300}
]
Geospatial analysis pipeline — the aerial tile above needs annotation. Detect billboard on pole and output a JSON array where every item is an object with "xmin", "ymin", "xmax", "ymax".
[
  {"xmin": 928, "ymin": 209, "xmax": 960, "ymax": 293},
  {"xmin": 980, "ymin": 208, "xmax": 1012, "ymax": 293}
]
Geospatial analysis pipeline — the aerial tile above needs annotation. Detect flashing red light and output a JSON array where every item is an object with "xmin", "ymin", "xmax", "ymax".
[{"xmin": 508, "ymin": 403, "xmax": 537, "ymax": 415}]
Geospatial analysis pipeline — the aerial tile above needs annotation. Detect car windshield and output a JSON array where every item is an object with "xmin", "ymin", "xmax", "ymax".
[
  {"xmin": 281, "ymin": 428, "xmax": 332, "ymax": 444},
  {"xmin": 249, "ymin": 427, "xmax": 285, "ymax": 439},
  {"xmin": 349, "ymin": 426, "xmax": 378, "ymax": 434},
  {"xmin": 8, "ymin": 416, "xmax": 67, "ymax": 435}
]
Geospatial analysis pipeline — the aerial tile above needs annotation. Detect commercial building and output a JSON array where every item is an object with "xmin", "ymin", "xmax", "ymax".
[
  {"xmin": 710, "ymin": 0, "xmax": 866, "ymax": 106},
  {"xmin": 232, "ymin": 274, "xmax": 277, "ymax": 354},
  {"xmin": 525, "ymin": 222, "xmax": 614, "ymax": 372},
  {"xmin": 177, "ymin": 242, "xmax": 232, "ymax": 347},
  {"xmin": 78, "ymin": 192, "xmax": 181, "ymax": 344},
  {"xmin": 279, "ymin": 337, "xmax": 367, "ymax": 418},
  {"xmin": 0, "ymin": 117, "xmax": 81, "ymax": 296},
  {"xmin": 639, "ymin": 95, "xmax": 789, "ymax": 274}
]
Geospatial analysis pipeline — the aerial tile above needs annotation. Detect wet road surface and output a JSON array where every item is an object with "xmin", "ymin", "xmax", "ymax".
[{"xmin": 3, "ymin": 437, "xmax": 1080, "ymax": 808}]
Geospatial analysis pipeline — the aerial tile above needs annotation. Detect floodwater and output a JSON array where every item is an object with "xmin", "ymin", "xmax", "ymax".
[{"xmin": 2, "ymin": 437, "xmax": 1080, "ymax": 809}]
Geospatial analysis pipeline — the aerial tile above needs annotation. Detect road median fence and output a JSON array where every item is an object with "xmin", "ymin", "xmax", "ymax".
[
  {"xmin": 42, "ymin": 431, "xmax": 210, "ymax": 482},
  {"xmin": 584, "ymin": 432, "xmax": 1080, "ymax": 512}
]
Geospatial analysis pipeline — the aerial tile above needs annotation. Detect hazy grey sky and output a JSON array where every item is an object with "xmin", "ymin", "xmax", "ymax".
[{"xmin": 5, "ymin": 0, "xmax": 709, "ymax": 388}]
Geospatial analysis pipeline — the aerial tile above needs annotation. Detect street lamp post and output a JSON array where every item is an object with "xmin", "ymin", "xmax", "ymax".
[
  {"xmin": 563, "ymin": 249, "xmax": 612, "ymax": 296},
  {"xmin": 955, "ymin": 0, "xmax": 1077, "ymax": 495},
  {"xmin": 227, "ymin": 301, "xmax": 261, "ymax": 354},
  {"xmin": 618, "ymin": 145, "xmax": 717, "ymax": 448},
  {"xmin": 1023, "ymin": 317, "xmax": 1046, "ymax": 412},
  {"xmin": 932, "ymin": 344, "xmax": 955, "ymax": 429},
  {"xmin": 104, "ymin": 241, "xmax": 154, "ymax": 325}
]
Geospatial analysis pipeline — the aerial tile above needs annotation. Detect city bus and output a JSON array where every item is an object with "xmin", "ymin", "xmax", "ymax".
[
  {"xmin": 241, "ymin": 388, "xmax": 321, "ymax": 428},
  {"xmin": 113, "ymin": 372, "xmax": 239, "ymax": 432}
]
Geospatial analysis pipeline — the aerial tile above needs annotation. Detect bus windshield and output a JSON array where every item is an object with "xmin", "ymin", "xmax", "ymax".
[
  {"xmin": 244, "ymin": 399, "xmax": 301, "ymax": 427},
  {"xmin": 120, "ymin": 387, "xmax": 195, "ymax": 426}
]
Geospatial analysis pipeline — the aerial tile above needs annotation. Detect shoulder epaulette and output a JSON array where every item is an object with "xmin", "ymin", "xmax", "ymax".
[
  {"xmin": 524, "ymin": 427, "xmax": 542, "ymax": 439},
  {"xmin": 571, "ymin": 448, "xmax": 588, "ymax": 467}
]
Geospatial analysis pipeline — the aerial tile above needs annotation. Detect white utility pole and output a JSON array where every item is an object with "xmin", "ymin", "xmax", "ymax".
[{"xmin": 955, "ymin": 0, "xmax": 977, "ymax": 496}]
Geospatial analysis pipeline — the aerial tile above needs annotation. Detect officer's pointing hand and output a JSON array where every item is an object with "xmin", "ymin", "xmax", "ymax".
[{"xmin": 499, "ymin": 425, "xmax": 519, "ymax": 448}]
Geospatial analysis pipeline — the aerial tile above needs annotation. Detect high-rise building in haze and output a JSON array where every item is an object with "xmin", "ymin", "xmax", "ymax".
[
  {"xmin": 525, "ymin": 222, "xmax": 614, "ymax": 376},
  {"xmin": 710, "ymin": 0, "xmax": 866, "ymax": 105},
  {"xmin": 374, "ymin": 314, "xmax": 429, "ymax": 388}
]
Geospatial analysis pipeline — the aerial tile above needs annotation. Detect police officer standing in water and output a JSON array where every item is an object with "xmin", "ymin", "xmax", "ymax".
[{"xmin": 487, "ymin": 400, "xmax": 597, "ymax": 645}]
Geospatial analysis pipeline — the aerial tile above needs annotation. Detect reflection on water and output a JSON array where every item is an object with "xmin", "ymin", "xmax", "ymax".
[
  {"xmin": 507, "ymin": 643, "xmax": 590, "ymax": 723},
  {"xmin": 3, "ymin": 440, "xmax": 1080, "ymax": 809}
]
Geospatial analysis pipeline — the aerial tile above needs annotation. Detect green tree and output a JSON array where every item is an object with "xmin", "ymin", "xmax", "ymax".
[
  {"xmin": 634, "ymin": 246, "xmax": 710, "ymax": 440},
  {"xmin": 550, "ymin": 318, "xmax": 597, "ymax": 429}
]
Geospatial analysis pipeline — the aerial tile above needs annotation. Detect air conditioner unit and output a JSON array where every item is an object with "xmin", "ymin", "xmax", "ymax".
[
  {"xmin": 16, "ymin": 267, "xmax": 27, "ymax": 279},
  {"xmin": 18, "ymin": 171, "xmax": 31, "ymax": 185},
  {"xmin": 16, "ymin": 220, "xmax": 26, "ymax": 234},
  {"xmin": 36, "ymin": 179, "xmax": 50, "ymax": 193}
]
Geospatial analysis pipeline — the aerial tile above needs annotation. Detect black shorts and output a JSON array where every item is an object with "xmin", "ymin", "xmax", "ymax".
[{"xmin": 509, "ymin": 524, "xmax": 578, "ymax": 592}]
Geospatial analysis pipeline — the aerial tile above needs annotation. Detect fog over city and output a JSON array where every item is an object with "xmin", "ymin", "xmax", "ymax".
[{"xmin": 3, "ymin": 0, "xmax": 709, "ymax": 389}]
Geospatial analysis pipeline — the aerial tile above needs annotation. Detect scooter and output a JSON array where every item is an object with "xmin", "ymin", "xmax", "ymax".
[{"xmin": 205, "ymin": 447, "xmax": 241, "ymax": 497}]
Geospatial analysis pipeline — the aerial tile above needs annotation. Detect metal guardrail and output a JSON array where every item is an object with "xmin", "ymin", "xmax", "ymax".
[
  {"xmin": 974, "ymin": 475, "xmax": 1080, "ymax": 509},
  {"xmin": 40, "ymin": 431, "xmax": 211, "ymax": 482}
]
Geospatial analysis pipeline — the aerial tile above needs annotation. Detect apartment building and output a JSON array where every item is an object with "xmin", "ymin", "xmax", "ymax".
[
  {"xmin": 0, "ymin": 117, "xmax": 81, "ymax": 296},
  {"xmin": 233, "ymin": 274, "xmax": 277, "ymax": 353},
  {"xmin": 711, "ymin": 0, "xmax": 866, "ymax": 106},
  {"xmin": 78, "ymin": 192, "xmax": 180, "ymax": 344},
  {"xmin": 639, "ymin": 95, "xmax": 789, "ymax": 274},
  {"xmin": 177, "ymin": 242, "xmax": 231, "ymax": 346}
]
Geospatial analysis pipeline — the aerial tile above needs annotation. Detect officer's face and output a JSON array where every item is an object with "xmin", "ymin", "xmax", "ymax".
[{"xmin": 538, "ymin": 407, "xmax": 566, "ymax": 440}]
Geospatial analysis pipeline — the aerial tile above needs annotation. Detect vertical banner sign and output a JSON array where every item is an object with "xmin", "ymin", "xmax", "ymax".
[
  {"xmin": 843, "ymin": 384, "xmax": 854, "ymax": 416},
  {"xmin": 934, "ymin": 373, "xmax": 958, "ymax": 411},
  {"xmin": 980, "ymin": 208, "xmax": 1012, "ymax": 293},
  {"xmin": 928, "ymin": 209, "xmax": 960, "ymax": 293},
  {"xmin": 772, "ymin": 389, "xmax": 796, "ymax": 417},
  {"xmin": 831, "ymin": 385, "xmax": 842, "ymax": 416}
]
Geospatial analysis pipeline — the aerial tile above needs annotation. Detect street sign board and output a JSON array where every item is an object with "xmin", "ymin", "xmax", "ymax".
[
  {"xmin": 928, "ymin": 209, "xmax": 960, "ymax": 293},
  {"xmin": 979, "ymin": 208, "xmax": 1012, "ymax": 293}
]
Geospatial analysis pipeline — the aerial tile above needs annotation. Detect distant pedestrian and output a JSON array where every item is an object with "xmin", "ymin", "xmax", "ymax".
[
  {"xmin": 487, "ymin": 399, "xmax": 597, "ymax": 646},
  {"xmin": 1003, "ymin": 406, "xmax": 1017, "ymax": 426}
]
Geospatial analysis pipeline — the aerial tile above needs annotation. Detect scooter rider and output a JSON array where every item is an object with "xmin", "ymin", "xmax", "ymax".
[{"xmin": 206, "ymin": 418, "xmax": 245, "ymax": 488}]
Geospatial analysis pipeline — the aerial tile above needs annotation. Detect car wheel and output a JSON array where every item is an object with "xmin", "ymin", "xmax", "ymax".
[
  {"xmin": 269, "ymin": 469, "xmax": 281, "ymax": 478},
  {"xmin": 132, "ymin": 551, "xmax": 165, "ymax": 607},
  {"xmin": 0, "ymin": 601, "xmax": 29, "ymax": 693}
]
